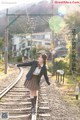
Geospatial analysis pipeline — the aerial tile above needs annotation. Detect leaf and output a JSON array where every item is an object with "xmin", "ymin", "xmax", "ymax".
[{"xmin": 49, "ymin": 16, "xmax": 65, "ymax": 33}]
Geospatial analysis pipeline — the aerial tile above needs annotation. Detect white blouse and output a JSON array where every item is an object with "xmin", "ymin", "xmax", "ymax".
[{"xmin": 33, "ymin": 64, "xmax": 43, "ymax": 75}]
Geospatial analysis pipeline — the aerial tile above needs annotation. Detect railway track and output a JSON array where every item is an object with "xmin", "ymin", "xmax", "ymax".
[
  {"xmin": 0, "ymin": 65, "xmax": 19, "ymax": 92},
  {"xmin": 0, "ymin": 67, "xmax": 51, "ymax": 120}
]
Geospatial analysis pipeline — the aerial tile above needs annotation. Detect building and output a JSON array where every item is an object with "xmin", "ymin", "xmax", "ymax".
[
  {"xmin": 52, "ymin": 46, "xmax": 68, "ymax": 58},
  {"xmin": 12, "ymin": 32, "xmax": 52, "ymax": 58}
]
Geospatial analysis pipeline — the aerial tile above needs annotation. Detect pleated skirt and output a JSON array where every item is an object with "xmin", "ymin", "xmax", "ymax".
[{"xmin": 24, "ymin": 75, "xmax": 39, "ymax": 90}]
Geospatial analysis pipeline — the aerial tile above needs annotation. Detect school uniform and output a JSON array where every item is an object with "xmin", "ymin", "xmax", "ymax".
[{"xmin": 17, "ymin": 60, "xmax": 50, "ymax": 90}]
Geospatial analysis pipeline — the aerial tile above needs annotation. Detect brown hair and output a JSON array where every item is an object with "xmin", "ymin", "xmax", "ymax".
[{"xmin": 42, "ymin": 54, "xmax": 47, "ymax": 65}]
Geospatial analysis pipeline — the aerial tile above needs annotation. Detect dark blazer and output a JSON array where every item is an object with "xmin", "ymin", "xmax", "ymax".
[{"xmin": 17, "ymin": 60, "xmax": 50, "ymax": 85}]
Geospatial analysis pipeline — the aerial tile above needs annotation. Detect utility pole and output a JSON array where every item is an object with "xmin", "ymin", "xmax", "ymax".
[
  {"xmin": 30, "ymin": 31, "xmax": 33, "ymax": 60},
  {"xmin": 4, "ymin": 9, "xmax": 8, "ymax": 74},
  {"xmin": 51, "ymin": 0, "xmax": 54, "ymax": 15}
]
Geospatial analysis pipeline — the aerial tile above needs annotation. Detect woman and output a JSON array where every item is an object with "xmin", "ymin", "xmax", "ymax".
[{"xmin": 17, "ymin": 54, "xmax": 50, "ymax": 113}]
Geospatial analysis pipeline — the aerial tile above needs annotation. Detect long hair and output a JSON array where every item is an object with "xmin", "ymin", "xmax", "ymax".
[{"xmin": 42, "ymin": 54, "xmax": 47, "ymax": 65}]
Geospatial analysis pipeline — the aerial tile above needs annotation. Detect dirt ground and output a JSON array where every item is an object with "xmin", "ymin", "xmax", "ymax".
[{"xmin": 46, "ymin": 78, "xmax": 80, "ymax": 120}]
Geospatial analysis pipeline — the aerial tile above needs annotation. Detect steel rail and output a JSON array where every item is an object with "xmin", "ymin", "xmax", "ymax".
[{"xmin": 0, "ymin": 67, "xmax": 23, "ymax": 99}]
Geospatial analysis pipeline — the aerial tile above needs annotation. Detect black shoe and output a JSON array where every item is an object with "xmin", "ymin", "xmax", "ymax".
[{"xmin": 31, "ymin": 106, "xmax": 36, "ymax": 114}]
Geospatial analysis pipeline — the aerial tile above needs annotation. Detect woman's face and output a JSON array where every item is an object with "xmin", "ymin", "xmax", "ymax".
[{"xmin": 38, "ymin": 54, "xmax": 43, "ymax": 64}]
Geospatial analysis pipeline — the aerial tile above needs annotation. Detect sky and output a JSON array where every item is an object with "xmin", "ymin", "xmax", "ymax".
[
  {"xmin": 0, "ymin": 0, "xmax": 50, "ymax": 11},
  {"xmin": 0, "ymin": 0, "xmax": 79, "ymax": 12}
]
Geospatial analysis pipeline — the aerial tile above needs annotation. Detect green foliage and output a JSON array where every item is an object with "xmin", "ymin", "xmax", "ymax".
[
  {"xmin": 32, "ymin": 46, "xmax": 48, "ymax": 59},
  {"xmin": 0, "ymin": 41, "xmax": 2, "ymax": 47},
  {"xmin": 17, "ymin": 56, "xmax": 22, "ymax": 62},
  {"xmin": 65, "ymin": 75, "xmax": 75, "ymax": 84},
  {"xmin": 32, "ymin": 47, "xmax": 37, "ymax": 59},
  {"xmin": 0, "ymin": 59, "xmax": 4, "ymax": 72},
  {"xmin": 64, "ymin": 11, "xmax": 80, "ymax": 34},
  {"xmin": 49, "ymin": 16, "xmax": 65, "ymax": 33},
  {"xmin": 53, "ymin": 58, "xmax": 70, "ymax": 74},
  {"xmin": 0, "ymin": 59, "xmax": 2, "ymax": 64},
  {"xmin": 0, "ymin": 38, "xmax": 3, "ymax": 50},
  {"xmin": 0, "ymin": 38, "xmax": 3, "ymax": 61},
  {"xmin": 64, "ymin": 12, "xmax": 80, "ymax": 72},
  {"xmin": 47, "ymin": 61, "xmax": 53, "ymax": 73}
]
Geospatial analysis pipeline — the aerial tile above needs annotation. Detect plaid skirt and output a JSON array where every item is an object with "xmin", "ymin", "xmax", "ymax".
[{"xmin": 24, "ymin": 75, "xmax": 39, "ymax": 90}]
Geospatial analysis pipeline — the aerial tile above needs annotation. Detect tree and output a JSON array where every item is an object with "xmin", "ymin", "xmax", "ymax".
[
  {"xmin": 64, "ymin": 11, "xmax": 80, "ymax": 72},
  {"xmin": 0, "ymin": 38, "xmax": 3, "ymax": 51},
  {"xmin": 64, "ymin": 11, "xmax": 80, "ymax": 39},
  {"xmin": 32, "ymin": 47, "xmax": 38, "ymax": 59},
  {"xmin": 49, "ymin": 16, "xmax": 65, "ymax": 33}
]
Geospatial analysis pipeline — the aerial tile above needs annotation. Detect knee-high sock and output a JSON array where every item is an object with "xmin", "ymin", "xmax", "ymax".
[
  {"xmin": 34, "ymin": 96, "xmax": 37, "ymax": 105},
  {"xmin": 31, "ymin": 98, "xmax": 35, "ymax": 108}
]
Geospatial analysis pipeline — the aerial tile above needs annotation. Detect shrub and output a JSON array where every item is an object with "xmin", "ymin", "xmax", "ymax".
[
  {"xmin": 47, "ymin": 61, "xmax": 53, "ymax": 73},
  {"xmin": 53, "ymin": 57, "xmax": 70, "ymax": 74},
  {"xmin": 17, "ymin": 56, "xmax": 22, "ymax": 62}
]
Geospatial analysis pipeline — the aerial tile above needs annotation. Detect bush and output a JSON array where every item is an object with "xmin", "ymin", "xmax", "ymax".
[
  {"xmin": 0, "ymin": 59, "xmax": 2, "ymax": 64},
  {"xmin": 53, "ymin": 57, "xmax": 70, "ymax": 74},
  {"xmin": 17, "ymin": 56, "xmax": 22, "ymax": 62},
  {"xmin": 47, "ymin": 61, "xmax": 53, "ymax": 73}
]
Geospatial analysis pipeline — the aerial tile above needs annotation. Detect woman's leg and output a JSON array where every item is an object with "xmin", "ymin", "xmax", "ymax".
[
  {"xmin": 30, "ymin": 90, "xmax": 37, "ymax": 97},
  {"xmin": 30, "ymin": 90, "xmax": 37, "ymax": 113},
  {"xmin": 30, "ymin": 90, "xmax": 37, "ymax": 105}
]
